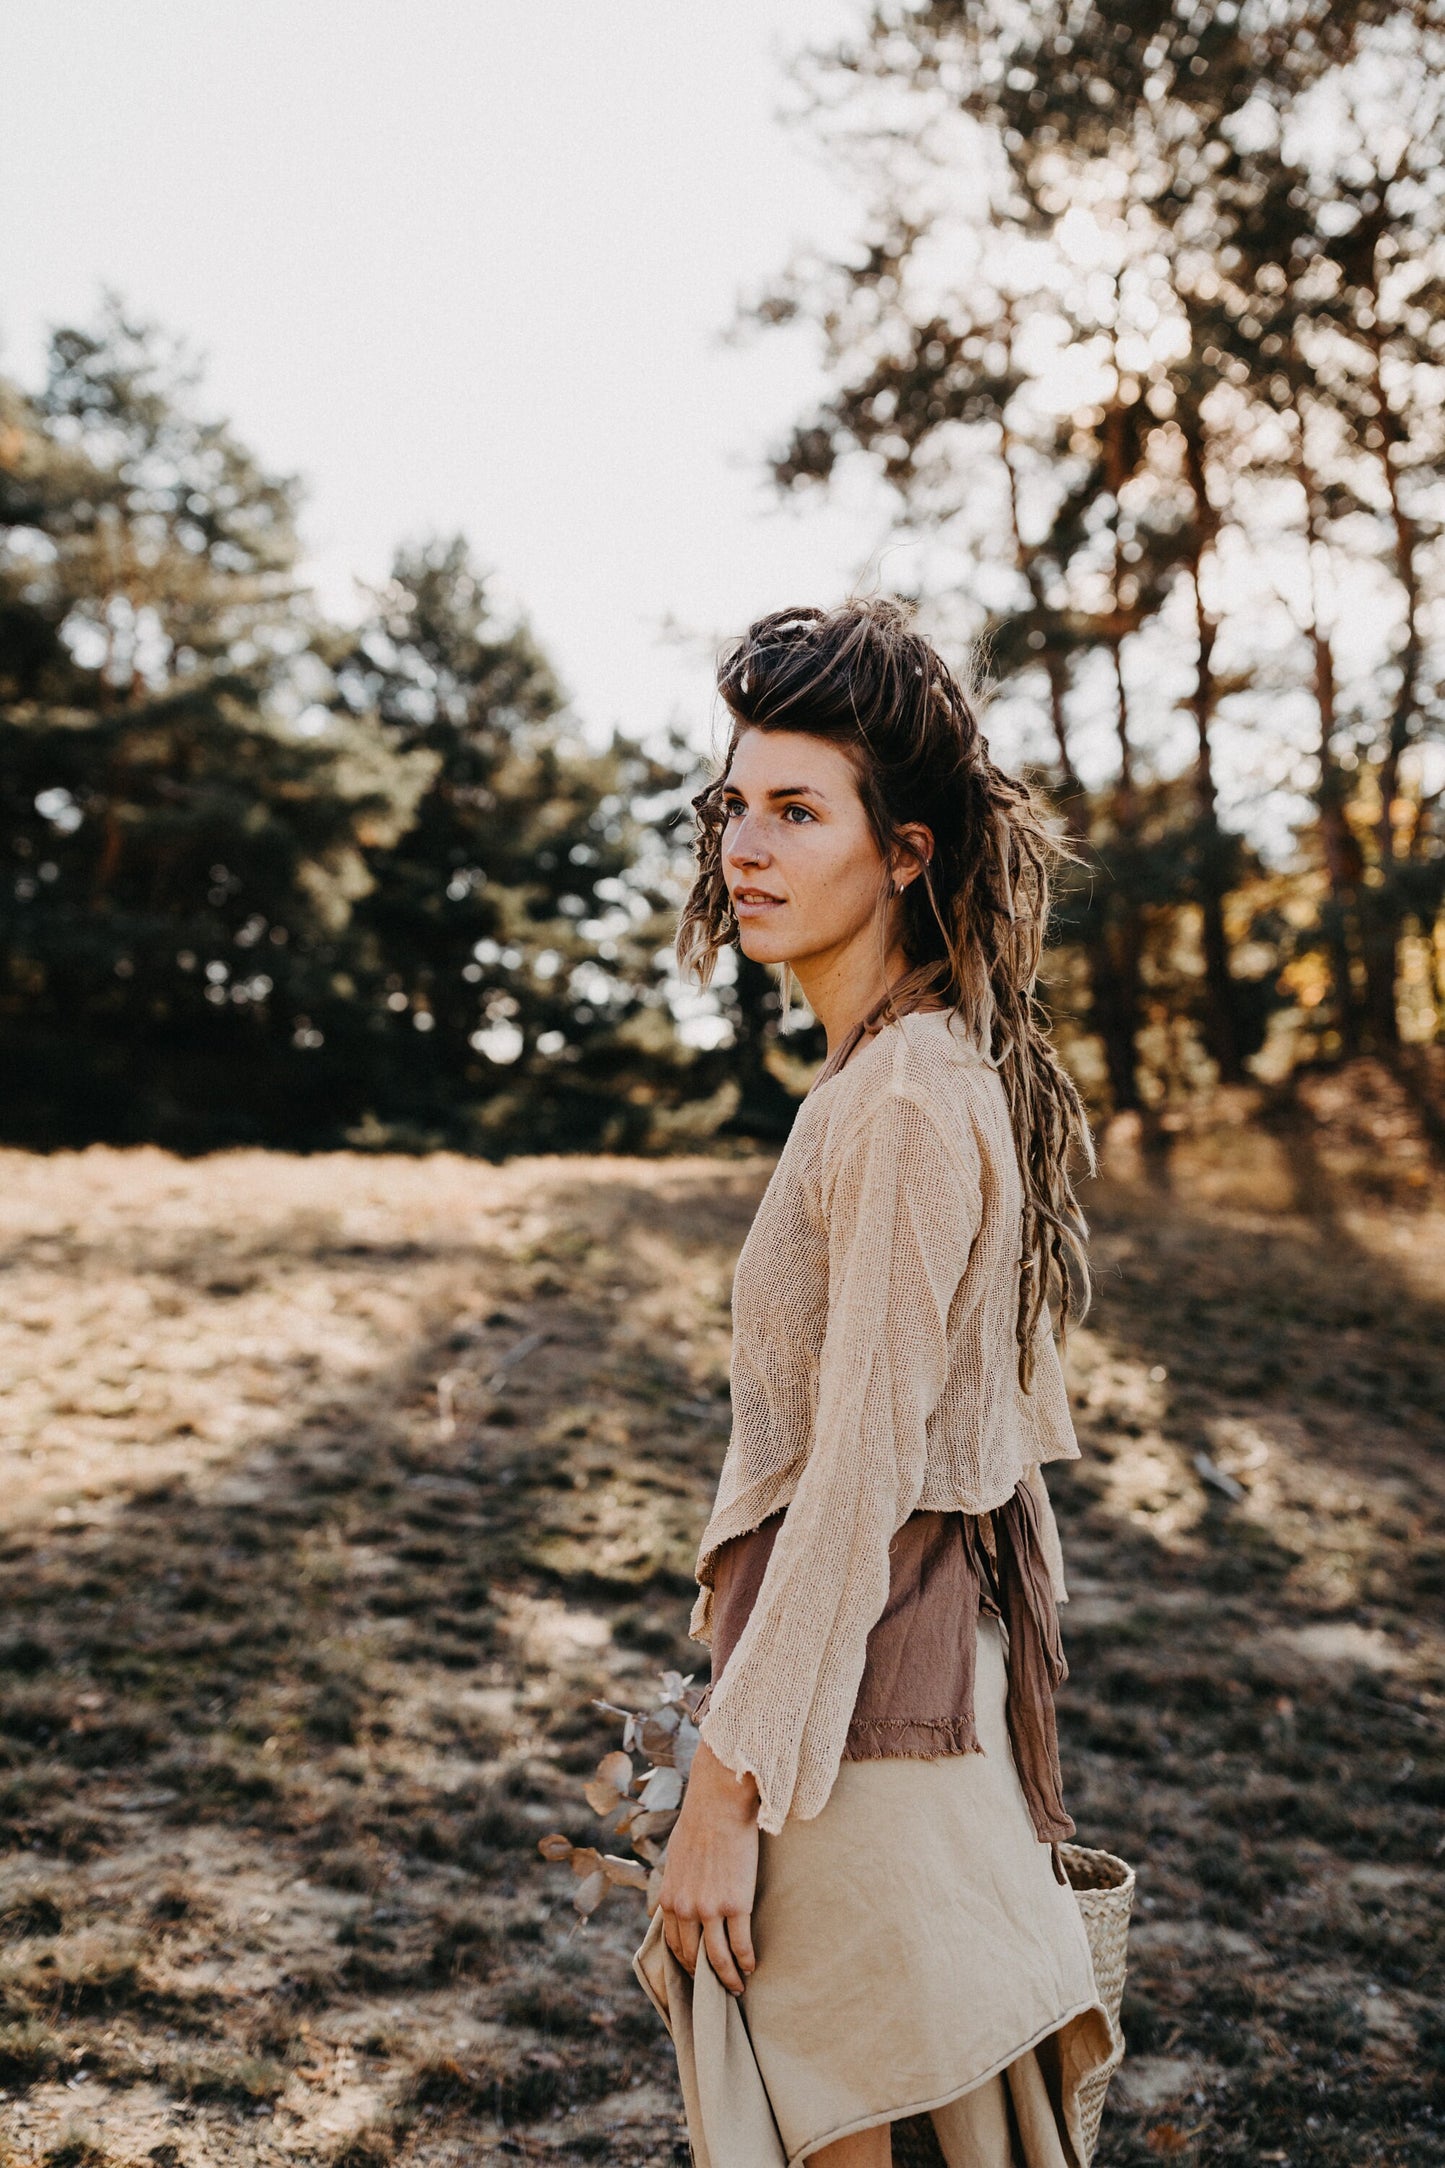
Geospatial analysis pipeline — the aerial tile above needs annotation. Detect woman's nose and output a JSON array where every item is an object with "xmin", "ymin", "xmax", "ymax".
[{"xmin": 725, "ymin": 815, "xmax": 769, "ymax": 869}]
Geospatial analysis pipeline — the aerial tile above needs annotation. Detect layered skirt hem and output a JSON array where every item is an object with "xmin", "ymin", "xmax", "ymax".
[
  {"xmin": 634, "ymin": 1913, "xmax": 1113, "ymax": 2168},
  {"xmin": 633, "ymin": 1615, "xmax": 1119, "ymax": 2168}
]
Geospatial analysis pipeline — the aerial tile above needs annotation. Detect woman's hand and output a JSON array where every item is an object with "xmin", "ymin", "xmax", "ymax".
[{"xmin": 657, "ymin": 1737, "xmax": 760, "ymax": 1996}]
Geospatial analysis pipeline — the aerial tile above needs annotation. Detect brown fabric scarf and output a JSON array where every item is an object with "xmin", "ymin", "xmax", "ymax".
[{"xmin": 991, "ymin": 1482, "xmax": 1076, "ymax": 1883}]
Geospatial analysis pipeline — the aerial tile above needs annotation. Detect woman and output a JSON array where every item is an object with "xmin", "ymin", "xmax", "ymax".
[{"xmin": 634, "ymin": 599, "xmax": 1118, "ymax": 2168}]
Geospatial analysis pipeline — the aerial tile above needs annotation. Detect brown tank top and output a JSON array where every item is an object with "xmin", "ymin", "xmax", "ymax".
[{"xmin": 695, "ymin": 1477, "xmax": 1075, "ymax": 1884}]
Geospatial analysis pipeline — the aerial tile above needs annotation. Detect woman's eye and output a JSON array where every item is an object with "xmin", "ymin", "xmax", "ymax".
[{"xmin": 782, "ymin": 803, "xmax": 815, "ymax": 824}]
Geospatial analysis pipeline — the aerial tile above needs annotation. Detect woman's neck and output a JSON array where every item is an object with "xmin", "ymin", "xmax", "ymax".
[{"xmin": 793, "ymin": 937, "xmax": 914, "ymax": 1057}]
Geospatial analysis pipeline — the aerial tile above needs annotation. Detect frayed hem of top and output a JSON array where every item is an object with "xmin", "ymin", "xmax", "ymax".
[{"xmin": 842, "ymin": 1718, "xmax": 984, "ymax": 1760}]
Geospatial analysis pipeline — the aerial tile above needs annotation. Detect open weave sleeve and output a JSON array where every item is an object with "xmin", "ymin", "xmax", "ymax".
[{"xmin": 698, "ymin": 1088, "xmax": 984, "ymax": 1833}]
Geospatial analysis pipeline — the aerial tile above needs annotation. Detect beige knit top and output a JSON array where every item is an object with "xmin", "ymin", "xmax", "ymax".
[{"xmin": 691, "ymin": 1006, "xmax": 1081, "ymax": 1835}]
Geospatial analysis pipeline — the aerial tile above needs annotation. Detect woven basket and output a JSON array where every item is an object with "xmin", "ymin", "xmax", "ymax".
[
  {"xmin": 1058, "ymin": 1841, "xmax": 1134, "ymax": 2162},
  {"xmin": 891, "ymin": 1841, "xmax": 1134, "ymax": 2168}
]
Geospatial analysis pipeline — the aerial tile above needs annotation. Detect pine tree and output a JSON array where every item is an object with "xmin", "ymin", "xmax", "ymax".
[
  {"xmin": 323, "ymin": 536, "xmax": 693, "ymax": 1150},
  {"xmin": 747, "ymin": 1, "xmax": 1444, "ymax": 1101},
  {"xmin": 0, "ymin": 302, "xmax": 433, "ymax": 1144},
  {"xmin": 1, "ymin": 308, "xmax": 700, "ymax": 1149}
]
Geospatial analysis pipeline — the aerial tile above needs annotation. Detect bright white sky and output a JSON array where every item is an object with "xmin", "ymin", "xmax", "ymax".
[{"xmin": 3, "ymin": 1, "xmax": 895, "ymax": 757}]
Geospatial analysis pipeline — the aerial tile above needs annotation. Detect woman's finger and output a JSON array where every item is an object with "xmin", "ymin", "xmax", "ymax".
[
  {"xmin": 662, "ymin": 1907, "xmax": 702, "ymax": 1976},
  {"xmin": 727, "ymin": 1909, "xmax": 756, "ymax": 1981},
  {"xmin": 702, "ymin": 1914, "xmax": 744, "ymax": 1995}
]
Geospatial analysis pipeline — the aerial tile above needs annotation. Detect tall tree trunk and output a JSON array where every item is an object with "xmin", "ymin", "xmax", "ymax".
[
  {"xmin": 1092, "ymin": 388, "xmax": 1146, "ymax": 1116},
  {"xmin": 999, "ymin": 397, "xmax": 1081, "ymax": 795},
  {"xmin": 1289, "ymin": 394, "xmax": 1364, "ymax": 1054},
  {"xmin": 1178, "ymin": 403, "xmax": 1243, "ymax": 1081},
  {"xmin": 1358, "ymin": 325, "xmax": 1423, "ymax": 1052},
  {"xmin": 1094, "ymin": 899, "xmax": 1146, "ymax": 1115},
  {"xmin": 1001, "ymin": 396, "xmax": 1141, "ymax": 1111},
  {"xmin": 1097, "ymin": 630, "xmax": 1145, "ymax": 1114},
  {"xmin": 1042, "ymin": 649, "xmax": 1143, "ymax": 1112},
  {"xmin": 1042, "ymin": 651, "xmax": 1078, "ymax": 789}
]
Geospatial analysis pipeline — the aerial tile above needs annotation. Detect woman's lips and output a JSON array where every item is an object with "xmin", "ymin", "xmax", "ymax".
[{"xmin": 732, "ymin": 889, "xmax": 784, "ymax": 915}]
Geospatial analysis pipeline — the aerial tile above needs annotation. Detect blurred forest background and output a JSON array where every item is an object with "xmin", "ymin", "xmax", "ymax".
[{"xmin": 4, "ymin": 0, "xmax": 1442, "ymax": 1156}]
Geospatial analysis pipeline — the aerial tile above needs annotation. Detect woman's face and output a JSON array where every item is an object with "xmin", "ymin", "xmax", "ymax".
[{"xmin": 719, "ymin": 726, "xmax": 903, "ymax": 971}]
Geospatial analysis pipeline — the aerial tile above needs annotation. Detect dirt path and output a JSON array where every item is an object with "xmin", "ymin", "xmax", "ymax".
[{"xmin": 0, "ymin": 1105, "xmax": 1441, "ymax": 2167}]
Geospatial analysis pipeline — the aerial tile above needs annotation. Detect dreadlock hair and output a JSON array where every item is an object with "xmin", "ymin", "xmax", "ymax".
[{"xmin": 676, "ymin": 595, "xmax": 1094, "ymax": 1390}]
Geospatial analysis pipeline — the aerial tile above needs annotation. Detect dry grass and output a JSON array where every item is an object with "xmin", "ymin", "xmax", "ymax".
[{"xmin": 0, "ymin": 1061, "xmax": 1441, "ymax": 2167}]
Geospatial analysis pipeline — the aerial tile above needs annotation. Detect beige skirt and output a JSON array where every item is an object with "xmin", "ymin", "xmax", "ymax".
[{"xmin": 634, "ymin": 1614, "xmax": 1118, "ymax": 2168}]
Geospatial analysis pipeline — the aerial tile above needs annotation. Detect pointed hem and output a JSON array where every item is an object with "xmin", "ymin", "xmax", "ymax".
[{"xmin": 778, "ymin": 1994, "xmax": 1117, "ymax": 2168}]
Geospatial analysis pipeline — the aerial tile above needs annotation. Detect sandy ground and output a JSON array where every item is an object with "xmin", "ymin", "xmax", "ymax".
[{"xmin": 0, "ymin": 1063, "xmax": 1441, "ymax": 2168}]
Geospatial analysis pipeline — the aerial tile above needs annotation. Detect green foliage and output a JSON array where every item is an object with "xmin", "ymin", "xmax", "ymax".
[
  {"xmin": 0, "ymin": 303, "xmax": 700, "ymax": 1150},
  {"xmin": 756, "ymin": 1, "xmax": 1445, "ymax": 1102},
  {"xmin": 322, "ymin": 536, "xmax": 694, "ymax": 1151}
]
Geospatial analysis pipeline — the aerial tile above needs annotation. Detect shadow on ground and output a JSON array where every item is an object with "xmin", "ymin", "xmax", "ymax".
[{"xmin": 0, "ymin": 1091, "xmax": 1440, "ymax": 2168}]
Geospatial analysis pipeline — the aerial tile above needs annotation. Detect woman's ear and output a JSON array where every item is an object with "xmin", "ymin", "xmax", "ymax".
[{"xmin": 891, "ymin": 824, "xmax": 934, "ymax": 895}]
